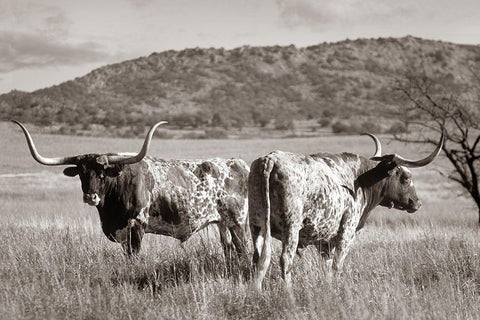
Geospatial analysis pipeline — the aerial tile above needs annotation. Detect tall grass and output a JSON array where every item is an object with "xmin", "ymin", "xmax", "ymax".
[
  {"xmin": 2, "ymin": 220, "xmax": 480, "ymax": 319},
  {"xmin": 1, "ymin": 122, "xmax": 479, "ymax": 319}
]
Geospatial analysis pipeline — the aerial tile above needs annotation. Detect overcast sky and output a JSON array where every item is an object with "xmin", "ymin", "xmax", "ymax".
[{"xmin": 1, "ymin": 0, "xmax": 479, "ymax": 94}]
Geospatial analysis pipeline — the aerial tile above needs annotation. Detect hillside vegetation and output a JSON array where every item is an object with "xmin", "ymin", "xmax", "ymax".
[{"xmin": 1, "ymin": 36, "xmax": 479, "ymax": 137}]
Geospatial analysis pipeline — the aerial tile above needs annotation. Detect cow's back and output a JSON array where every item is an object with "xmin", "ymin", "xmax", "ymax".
[{"xmin": 144, "ymin": 157, "xmax": 249, "ymax": 239}]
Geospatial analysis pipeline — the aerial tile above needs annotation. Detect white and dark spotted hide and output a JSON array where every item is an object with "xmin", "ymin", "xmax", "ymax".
[
  {"xmin": 249, "ymin": 151, "xmax": 425, "ymax": 288},
  {"xmin": 69, "ymin": 156, "xmax": 249, "ymax": 259},
  {"xmin": 13, "ymin": 120, "xmax": 250, "ymax": 266}
]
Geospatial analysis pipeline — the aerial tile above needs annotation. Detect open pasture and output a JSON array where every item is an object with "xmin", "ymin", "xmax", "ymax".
[{"xmin": 0, "ymin": 121, "xmax": 479, "ymax": 319}]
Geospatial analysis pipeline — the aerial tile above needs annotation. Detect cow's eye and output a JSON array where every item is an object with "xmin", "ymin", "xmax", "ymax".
[
  {"xmin": 99, "ymin": 173, "xmax": 105, "ymax": 180},
  {"xmin": 402, "ymin": 177, "xmax": 410, "ymax": 185}
]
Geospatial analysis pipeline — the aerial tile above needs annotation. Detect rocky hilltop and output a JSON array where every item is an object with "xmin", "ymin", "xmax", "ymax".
[{"xmin": 1, "ymin": 36, "xmax": 479, "ymax": 137}]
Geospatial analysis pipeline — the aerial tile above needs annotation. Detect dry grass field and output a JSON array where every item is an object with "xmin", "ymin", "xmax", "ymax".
[{"xmin": 1, "ymin": 121, "xmax": 479, "ymax": 320}]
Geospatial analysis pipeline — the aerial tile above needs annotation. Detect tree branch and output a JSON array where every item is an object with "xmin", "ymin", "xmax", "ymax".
[
  {"xmin": 473, "ymin": 135, "xmax": 480, "ymax": 153},
  {"xmin": 394, "ymin": 66, "xmax": 480, "ymax": 217}
]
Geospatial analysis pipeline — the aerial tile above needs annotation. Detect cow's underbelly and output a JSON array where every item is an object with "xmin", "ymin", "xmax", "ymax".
[
  {"xmin": 144, "ymin": 211, "xmax": 220, "ymax": 240},
  {"xmin": 269, "ymin": 209, "xmax": 344, "ymax": 243},
  {"xmin": 298, "ymin": 215, "xmax": 342, "ymax": 245},
  {"xmin": 139, "ymin": 181, "xmax": 224, "ymax": 239},
  {"xmin": 270, "ymin": 190, "xmax": 354, "ymax": 245}
]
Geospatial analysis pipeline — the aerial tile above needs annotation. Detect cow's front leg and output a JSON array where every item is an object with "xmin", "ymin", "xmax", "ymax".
[
  {"xmin": 117, "ymin": 219, "xmax": 145, "ymax": 255},
  {"xmin": 229, "ymin": 224, "xmax": 252, "ymax": 280},
  {"xmin": 280, "ymin": 224, "xmax": 301, "ymax": 286},
  {"xmin": 230, "ymin": 224, "xmax": 249, "ymax": 260}
]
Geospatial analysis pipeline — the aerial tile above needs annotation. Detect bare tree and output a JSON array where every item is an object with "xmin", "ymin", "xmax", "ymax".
[{"xmin": 393, "ymin": 66, "xmax": 480, "ymax": 222}]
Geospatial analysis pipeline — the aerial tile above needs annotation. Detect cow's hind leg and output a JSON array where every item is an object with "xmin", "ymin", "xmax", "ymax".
[
  {"xmin": 250, "ymin": 222, "xmax": 272, "ymax": 289},
  {"xmin": 251, "ymin": 224, "xmax": 263, "ymax": 267},
  {"xmin": 280, "ymin": 224, "xmax": 300, "ymax": 287}
]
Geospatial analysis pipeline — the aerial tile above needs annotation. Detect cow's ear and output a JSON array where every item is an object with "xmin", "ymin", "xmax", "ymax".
[
  {"xmin": 63, "ymin": 167, "xmax": 79, "ymax": 177},
  {"xmin": 372, "ymin": 154, "xmax": 397, "ymax": 176},
  {"xmin": 371, "ymin": 154, "xmax": 395, "ymax": 162}
]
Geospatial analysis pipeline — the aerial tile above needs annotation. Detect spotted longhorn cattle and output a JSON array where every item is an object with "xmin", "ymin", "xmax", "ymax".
[
  {"xmin": 13, "ymin": 121, "xmax": 249, "ymax": 262},
  {"xmin": 249, "ymin": 131, "xmax": 444, "ymax": 288}
]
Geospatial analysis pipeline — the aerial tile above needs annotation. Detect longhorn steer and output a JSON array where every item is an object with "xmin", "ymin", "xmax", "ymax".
[
  {"xmin": 13, "ymin": 121, "xmax": 249, "ymax": 262},
  {"xmin": 249, "ymin": 131, "xmax": 444, "ymax": 288}
]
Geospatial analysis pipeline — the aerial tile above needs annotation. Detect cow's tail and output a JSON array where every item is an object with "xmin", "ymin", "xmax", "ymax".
[{"xmin": 250, "ymin": 156, "xmax": 274, "ymax": 289}]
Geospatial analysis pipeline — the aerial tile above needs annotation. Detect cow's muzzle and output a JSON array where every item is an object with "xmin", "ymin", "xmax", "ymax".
[
  {"xmin": 388, "ymin": 199, "xmax": 421, "ymax": 213},
  {"xmin": 83, "ymin": 193, "xmax": 100, "ymax": 206},
  {"xmin": 406, "ymin": 199, "xmax": 421, "ymax": 213}
]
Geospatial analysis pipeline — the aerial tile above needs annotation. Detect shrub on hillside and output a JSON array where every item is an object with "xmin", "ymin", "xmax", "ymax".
[
  {"xmin": 361, "ymin": 120, "xmax": 382, "ymax": 134},
  {"xmin": 283, "ymin": 88, "xmax": 302, "ymax": 102},
  {"xmin": 58, "ymin": 125, "xmax": 75, "ymax": 135},
  {"xmin": 263, "ymin": 54, "xmax": 275, "ymax": 64},
  {"xmin": 364, "ymin": 58, "xmax": 382, "ymax": 73},
  {"xmin": 230, "ymin": 115, "xmax": 247, "ymax": 130},
  {"xmin": 104, "ymin": 110, "xmax": 127, "ymax": 127},
  {"xmin": 362, "ymin": 79, "xmax": 373, "ymax": 89},
  {"xmin": 211, "ymin": 112, "xmax": 226, "ymax": 128},
  {"xmin": 173, "ymin": 112, "xmax": 207, "ymax": 129},
  {"xmin": 351, "ymin": 87, "xmax": 362, "ymax": 98},
  {"xmin": 322, "ymin": 109, "xmax": 336, "ymax": 118},
  {"xmin": 203, "ymin": 128, "xmax": 229, "ymax": 139},
  {"xmin": 429, "ymin": 49, "xmax": 446, "ymax": 64},
  {"xmin": 331, "ymin": 121, "xmax": 362, "ymax": 134},
  {"xmin": 274, "ymin": 117, "xmax": 294, "ymax": 131},
  {"xmin": 317, "ymin": 117, "xmax": 331, "ymax": 128},
  {"xmin": 251, "ymin": 110, "xmax": 270, "ymax": 127}
]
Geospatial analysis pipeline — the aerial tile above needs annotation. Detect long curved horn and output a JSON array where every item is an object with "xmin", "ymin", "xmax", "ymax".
[
  {"xmin": 361, "ymin": 132, "xmax": 382, "ymax": 157},
  {"xmin": 106, "ymin": 121, "xmax": 167, "ymax": 165},
  {"xmin": 371, "ymin": 128, "xmax": 445, "ymax": 168},
  {"xmin": 12, "ymin": 120, "xmax": 79, "ymax": 166},
  {"xmin": 392, "ymin": 128, "xmax": 444, "ymax": 167}
]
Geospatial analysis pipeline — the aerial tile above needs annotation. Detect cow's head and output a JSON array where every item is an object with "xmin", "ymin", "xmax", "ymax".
[
  {"xmin": 377, "ymin": 162, "xmax": 421, "ymax": 213},
  {"xmin": 62, "ymin": 155, "xmax": 125, "ymax": 206},
  {"xmin": 361, "ymin": 130, "xmax": 444, "ymax": 213},
  {"xmin": 13, "ymin": 120, "xmax": 166, "ymax": 207}
]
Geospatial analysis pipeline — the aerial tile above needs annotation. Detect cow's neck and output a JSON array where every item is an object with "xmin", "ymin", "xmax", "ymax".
[
  {"xmin": 94, "ymin": 167, "xmax": 146, "ymax": 239},
  {"xmin": 351, "ymin": 158, "xmax": 389, "ymax": 229},
  {"xmin": 97, "ymin": 167, "xmax": 139, "ymax": 213}
]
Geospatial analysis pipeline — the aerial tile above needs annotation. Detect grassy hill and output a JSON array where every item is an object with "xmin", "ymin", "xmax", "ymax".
[{"xmin": 1, "ymin": 36, "xmax": 479, "ymax": 137}]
